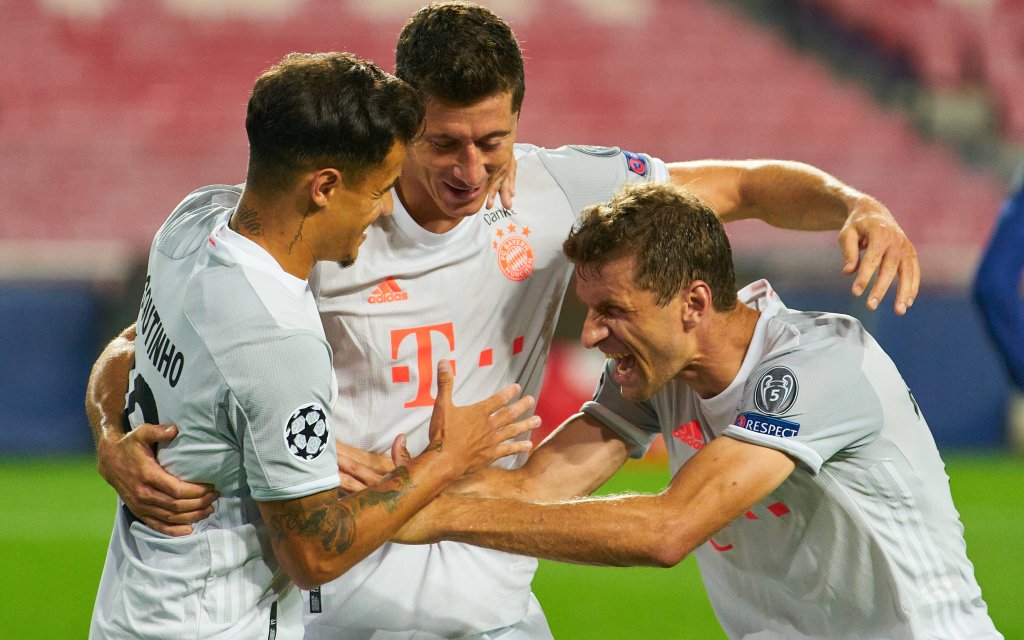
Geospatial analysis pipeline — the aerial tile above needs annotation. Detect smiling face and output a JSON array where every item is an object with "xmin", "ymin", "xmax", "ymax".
[
  {"xmin": 575, "ymin": 255, "xmax": 693, "ymax": 402},
  {"xmin": 321, "ymin": 141, "xmax": 406, "ymax": 267},
  {"xmin": 397, "ymin": 91, "xmax": 518, "ymax": 233}
]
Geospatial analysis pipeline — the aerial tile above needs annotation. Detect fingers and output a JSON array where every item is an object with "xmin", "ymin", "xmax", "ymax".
[
  {"xmin": 500, "ymin": 159, "xmax": 517, "ymax": 210},
  {"xmin": 434, "ymin": 359, "xmax": 455, "ymax": 407},
  {"xmin": 496, "ymin": 415, "xmax": 541, "ymax": 442},
  {"xmin": 476, "ymin": 382, "xmax": 523, "ymax": 415},
  {"xmin": 390, "ymin": 434, "xmax": 413, "ymax": 467},
  {"xmin": 838, "ymin": 226, "xmax": 861, "ymax": 277},
  {"xmin": 132, "ymin": 422, "xmax": 179, "ymax": 445},
  {"xmin": 345, "ymin": 444, "xmax": 395, "ymax": 475},
  {"xmin": 141, "ymin": 518, "xmax": 196, "ymax": 537},
  {"xmin": 892, "ymin": 250, "xmax": 920, "ymax": 315},
  {"xmin": 489, "ymin": 395, "xmax": 536, "ymax": 429},
  {"xmin": 338, "ymin": 473, "xmax": 368, "ymax": 493}
]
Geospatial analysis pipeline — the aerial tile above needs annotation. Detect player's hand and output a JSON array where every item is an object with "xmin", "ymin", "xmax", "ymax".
[
  {"xmin": 427, "ymin": 359, "xmax": 538, "ymax": 475},
  {"xmin": 838, "ymin": 197, "xmax": 920, "ymax": 315},
  {"xmin": 97, "ymin": 423, "xmax": 218, "ymax": 536},
  {"xmin": 336, "ymin": 439, "xmax": 396, "ymax": 493},
  {"xmin": 485, "ymin": 153, "xmax": 517, "ymax": 210}
]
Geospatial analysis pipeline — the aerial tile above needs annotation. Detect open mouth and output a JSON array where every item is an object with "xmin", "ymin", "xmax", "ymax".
[
  {"xmin": 443, "ymin": 181, "xmax": 483, "ymax": 202},
  {"xmin": 606, "ymin": 352, "xmax": 637, "ymax": 385}
]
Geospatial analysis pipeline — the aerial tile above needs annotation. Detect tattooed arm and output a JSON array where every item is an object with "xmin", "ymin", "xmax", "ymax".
[{"xmin": 256, "ymin": 360, "xmax": 538, "ymax": 589}]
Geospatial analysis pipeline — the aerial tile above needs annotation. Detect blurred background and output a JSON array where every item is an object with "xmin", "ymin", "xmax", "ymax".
[{"xmin": 1, "ymin": 0, "xmax": 1022, "ymax": 637}]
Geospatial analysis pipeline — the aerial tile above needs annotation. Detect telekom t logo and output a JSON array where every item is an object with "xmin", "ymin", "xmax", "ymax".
[
  {"xmin": 389, "ymin": 322, "xmax": 526, "ymax": 408},
  {"xmin": 390, "ymin": 323, "xmax": 456, "ymax": 408}
]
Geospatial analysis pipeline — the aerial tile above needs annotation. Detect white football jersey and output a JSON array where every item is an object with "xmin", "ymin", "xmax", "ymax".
[
  {"xmin": 90, "ymin": 185, "xmax": 340, "ymax": 640},
  {"xmin": 584, "ymin": 280, "xmax": 1003, "ymax": 640},
  {"xmin": 305, "ymin": 144, "xmax": 667, "ymax": 638}
]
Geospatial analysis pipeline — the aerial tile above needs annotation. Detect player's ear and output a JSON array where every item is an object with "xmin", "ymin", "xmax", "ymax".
[
  {"xmin": 309, "ymin": 168, "xmax": 343, "ymax": 208},
  {"xmin": 680, "ymin": 281, "xmax": 711, "ymax": 330}
]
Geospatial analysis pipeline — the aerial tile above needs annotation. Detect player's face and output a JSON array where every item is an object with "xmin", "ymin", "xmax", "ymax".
[
  {"xmin": 575, "ymin": 256, "xmax": 691, "ymax": 402},
  {"xmin": 328, "ymin": 142, "xmax": 406, "ymax": 267},
  {"xmin": 399, "ymin": 91, "xmax": 518, "ymax": 230}
]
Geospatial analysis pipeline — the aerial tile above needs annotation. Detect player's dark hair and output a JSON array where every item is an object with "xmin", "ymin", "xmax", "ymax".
[
  {"xmin": 245, "ymin": 52, "xmax": 423, "ymax": 195},
  {"xmin": 396, "ymin": 1, "xmax": 525, "ymax": 112},
  {"xmin": 564, "ymin": 182, "xmax": 738, "ymax": 311}
]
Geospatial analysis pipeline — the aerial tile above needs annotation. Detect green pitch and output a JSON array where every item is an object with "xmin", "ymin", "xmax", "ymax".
[{"xmin": 1, "ymin": 454, "xmax": 1020, "ymax": 639}]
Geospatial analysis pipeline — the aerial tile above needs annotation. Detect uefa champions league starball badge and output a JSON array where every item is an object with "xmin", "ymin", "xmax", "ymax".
[{"xmin": 284, "ymin": 403, "xmax": 330, "ymax": 461}]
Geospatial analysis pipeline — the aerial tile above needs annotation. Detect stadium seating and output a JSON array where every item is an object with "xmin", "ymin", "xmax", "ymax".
[{"xmin": 0, "ymin": 0, "xmax": 1005, "ymax": 257}]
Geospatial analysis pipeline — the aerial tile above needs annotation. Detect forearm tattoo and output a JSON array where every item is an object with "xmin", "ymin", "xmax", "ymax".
[{"xmin": 267, "ymin": 466, "xmax": 414, "ymax": 553}]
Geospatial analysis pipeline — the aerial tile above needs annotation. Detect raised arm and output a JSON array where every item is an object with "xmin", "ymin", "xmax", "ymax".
[
  {"xmin": 85, "ymin": 324, "xmax": 218, "ymax": 535},
  {"xmin": 669, "ymin": 160, "xmax": 919, "ymax": 315},
  {"xmin": 395, "ymin": 435, "xmax": 794, "ymax": 568},
  {"xmin": 448, "ymin": 411, "xmax": 632, "ymax": 501},
  {"xmin": 258, "ymin": 360, "xmax": 538, "ymax": 589}
]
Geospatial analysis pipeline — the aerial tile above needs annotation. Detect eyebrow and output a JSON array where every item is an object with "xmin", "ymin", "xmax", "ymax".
[
  {"xmin": 426, "ymin": 130, "xmax": 512, "ymax": 143},
  {"xmin": 376, "ymin": 178, "xmax": 399, "ymax": 196}
]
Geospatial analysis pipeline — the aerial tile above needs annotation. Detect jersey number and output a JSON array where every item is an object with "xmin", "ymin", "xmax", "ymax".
[{"xmin": 124, "ymin": 363, "xmax": 160, "ymax": 429}]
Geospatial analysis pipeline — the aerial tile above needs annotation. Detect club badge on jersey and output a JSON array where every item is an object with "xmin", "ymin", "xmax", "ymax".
[{"xmin": 490, "ymin": 221, "xmax": 535, "ymax": 281}]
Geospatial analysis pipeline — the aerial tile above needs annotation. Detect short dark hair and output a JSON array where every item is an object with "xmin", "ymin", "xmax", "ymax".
[
  {"xmin": 396, "ymin": 2, "xmax": 525, "ymax": 112},
  {"xmin": 563, "ymin": 182, "xmax": 738, "ymax": 311},
  {"xmin": 245, "ymin": 52, "xmax": 423, "ymax": 195}
]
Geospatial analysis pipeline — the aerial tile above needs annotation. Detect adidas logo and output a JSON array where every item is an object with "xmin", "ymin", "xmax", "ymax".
[{"xmin": 368, "ymin": 276, "xmax": 409, "ymax": 304}]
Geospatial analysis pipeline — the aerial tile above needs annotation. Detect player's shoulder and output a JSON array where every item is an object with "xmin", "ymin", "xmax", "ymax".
[
  {"xmin": 155, "ymin": 184, "xmax": 242, "ymax": 259},
  {"xmin": 758, "ymin": 309, "xmax": 870, "ymax": 382}
]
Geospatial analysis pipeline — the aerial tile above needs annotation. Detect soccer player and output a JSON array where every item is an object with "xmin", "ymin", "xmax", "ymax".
[
  {"xmin": 87, "ymin": 3, "xmax": 923, "ymax": 638},
  {"xmin": 394, "ymin": 181, "xmax": 1004, "ymax": 639},
  {"xmin": 88, "ymin": 52, "xmax": 537, "ymax": 639}
]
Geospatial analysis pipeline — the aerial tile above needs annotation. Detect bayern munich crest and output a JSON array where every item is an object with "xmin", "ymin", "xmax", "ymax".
[
  {"xmin": 284, "ymin": 402, "xmax": 330, "ymax": 461},
  {"xmin": 491, "ymin": 222, "xmax": 535, "ymax": 281},
  {"xmin": 753, "ymin": 366, "xmax": 798, "ymax": 416}
]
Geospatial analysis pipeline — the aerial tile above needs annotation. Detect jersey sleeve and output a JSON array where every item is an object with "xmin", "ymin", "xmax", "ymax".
[
  {"xmin": 722, "ymin": 329, "xmax": 883, "ymax": 474},
  {"xmin": 538, "ymin": 145, "xmax": 669, "ymax": 220},
  {"xmin": 222, "ymin": 332, "xmax": 340, "ymax": 501},
  {"xmin": 580, "ymin": 359, "xmax": 662, "ymax": 458}
]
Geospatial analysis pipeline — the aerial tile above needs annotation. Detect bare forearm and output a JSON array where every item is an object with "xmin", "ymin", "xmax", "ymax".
[
  {"xmin": 669, "ymin": 160, "xmax": 867, "ymax": 229},
  {"xmin": 448, "ymin": 413, "xmax": 630, "ymax": 501},
  {"xmin": 86, "ymin": 324, "xmax": 136, "ymax": 446},
  {"xmin": 424, "ymin": 493, "xmax": 687, "ymax": 567},
  {"xmin": 263, "ymin": 449, "xmax": 466, "ymax": 588}
]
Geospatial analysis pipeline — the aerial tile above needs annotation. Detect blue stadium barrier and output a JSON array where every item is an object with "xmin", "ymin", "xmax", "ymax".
[{"xmin": 0, "ymin": 284, "xmax": 102, "ymax": 453}]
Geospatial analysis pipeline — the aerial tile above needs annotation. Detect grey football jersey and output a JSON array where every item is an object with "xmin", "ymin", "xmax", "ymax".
[
  {"xmin": 91, "ymin": 185, "xmax": 340, "ymax": 640},
  {"xmin": 584, "ymin": 280, "xmax": 1002, "ymax": 639},
  {"xmin": 304, "ymin": 144, "xmax": 667, "ymax": 637}
]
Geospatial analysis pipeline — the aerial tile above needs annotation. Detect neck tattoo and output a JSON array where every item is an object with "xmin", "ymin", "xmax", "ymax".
[{"xmin": 232, "ymin": 204, "xmax": 263, "ymax": 236}]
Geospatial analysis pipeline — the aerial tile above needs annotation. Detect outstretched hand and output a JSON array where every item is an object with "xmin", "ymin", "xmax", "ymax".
[
  {"xmin": 97, "ymin": 423, "xmax": 218, "ymax": 536},
  {"xmin": 839, "ymin": 198, "xmax": 920, "ymax": 315},
  {"xmin": 428, "ymin": 359, "xmax": 538, "ymax": 475}
]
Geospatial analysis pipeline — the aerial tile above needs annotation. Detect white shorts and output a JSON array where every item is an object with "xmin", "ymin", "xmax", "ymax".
[{"xmin": 303, "ymin": 593, "xmax": 552, "ymax": 640}]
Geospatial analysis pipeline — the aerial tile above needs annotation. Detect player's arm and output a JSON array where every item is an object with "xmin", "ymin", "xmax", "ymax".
[
  {"xmin": 85, "ymin": 324, "xmax": 217, "ymax": 535},
  {"xmin": 447, "ymin": 411, "xmax": 631, "ymax": 501},
  {"xmin": 668, "ymin": 160, "xmax": 919, "ymax": 315},
  {"xmin": 973, "ymin": 173, "xmax": 1024, "ymax": 389},
  {"xmin": 257, "ymin": 360, "xmax": 538, "ymax": 588},
  {"xmin": 395, "ymin": 435, "xmax": 794, "ymax": 567}
]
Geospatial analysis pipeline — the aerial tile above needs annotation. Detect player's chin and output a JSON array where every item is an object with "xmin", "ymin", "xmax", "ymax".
[{"xmin": 337, "ymin": 252, "xmax": 357, "ymax": 269}]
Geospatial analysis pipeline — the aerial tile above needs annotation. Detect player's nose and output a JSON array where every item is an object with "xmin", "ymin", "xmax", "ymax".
[
  {"xmin": 452, "ymin": 145, "xmax": 487, "ymax": 186},
  {"xmin": 580, "ymin": 309, "xmax": 607, "ymax": 349}
]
